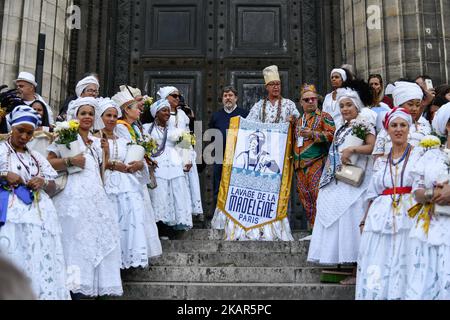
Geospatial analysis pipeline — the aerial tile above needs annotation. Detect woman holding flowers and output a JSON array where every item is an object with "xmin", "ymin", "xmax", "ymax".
[
  {"xmin": 0, "ymin": 106, "xmax": 70, "ymax": 300},
  {"xmin": 405, "ymin": 102, "xmax": 450, "ymax": 300},
  {"xmin": 97, "ymin": 98, "xmax": 162, "ymax": 268},
  {"xmin": 47, "ymin": 97, "xmax": 123, "ymax": 297},
  {"xmin": 308, "ymin": 82, "xmax": 376, "ymax": 284},
  {"xmin": 143, "ymin": 99, "xmax": 193, "ymax": 231},
  {"xmin": 158, "ymin": 86, "xmax": 203, "ymax": 218},
  {"xmin": 356, "ymin": 108, "xmax": 421, "ymax": 300}
]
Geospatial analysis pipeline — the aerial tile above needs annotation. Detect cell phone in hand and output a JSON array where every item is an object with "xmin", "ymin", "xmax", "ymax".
[{"xmin": 425, "ymin": 79, "xmax": 434, "ymax": 90}]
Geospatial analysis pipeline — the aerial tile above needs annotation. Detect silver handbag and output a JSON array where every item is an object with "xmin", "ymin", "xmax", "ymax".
[{"xmin": 335, "ymin": 165, "xmax": 365, "ymax": 187}]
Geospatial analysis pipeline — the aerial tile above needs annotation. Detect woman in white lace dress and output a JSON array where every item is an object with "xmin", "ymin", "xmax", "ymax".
[
  {"xmin": 373, "ymin": 81, "xmax": 431, "ymax": 157},
  {"xmin": 97, "ymin": 98, "xmax": 162, "ymax": 268},
  {"xmin": 356, "ymin": 108, "xmax": 420, "ymax": 300},
  {"xmin": 405, "ymin": 103, "xmax": 450, "ymax": 299},
  {"xmin": 0, "ymin": 106, "xmax": 70, "ymax": 300},
  {"xmin": 143, "ymin": 99, "xmax": 193, "ymax": 230},
  {"xmin": 308, "ymin": 86, "xmax": 376, "ymax": 284},
  {"xmin": 48, "ymin": 97, "xmax": 122, "ymax": 297},
  {"xmin": 158, "ymin": 86, "xmax": 203, "ymax": 217}
]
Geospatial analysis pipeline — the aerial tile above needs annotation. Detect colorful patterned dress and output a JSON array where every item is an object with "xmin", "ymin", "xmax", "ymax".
[{"xmin": 294, "ymin": 110, "xmax": 335, "ymax": 227}]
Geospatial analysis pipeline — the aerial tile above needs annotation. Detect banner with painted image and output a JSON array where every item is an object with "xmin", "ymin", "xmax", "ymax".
[{"xmin": 216, "ymin": 117, "xmax": 293, "ymax": 231}]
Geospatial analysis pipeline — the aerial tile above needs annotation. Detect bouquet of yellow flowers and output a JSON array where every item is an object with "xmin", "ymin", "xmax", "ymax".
[
  {"xmin": 140, "ymin": 134, "xmax": 159, "ymax": 157},
  {"xmin": 143, "ymin": 96, "xmax": 154, "ymax": 111},
  {"xmin": 54, "ymin": 120, "xmax": 80, "ymax": 149},
  {"xmin": 419, "ymin": 135, "xmax": 441, "ymax": 150},
  {"xmin": 177, "ymin": 131, "xmax": 196, "ymax": 149}
]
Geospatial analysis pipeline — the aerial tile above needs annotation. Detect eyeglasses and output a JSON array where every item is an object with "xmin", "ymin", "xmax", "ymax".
[
  {"xmin": 267, "ymin": 83, "xmax": 281, "ymax": 87},
  {"xmin": 85, "ymin": 89, "xmax": 99, "ymax": 94},
  {"xmin": 302, "ymin": 97, "xmax": 318, "ymax": 103},
  {"xmin": 170, "ymin": 94, "xmax": 181, "ymax": 99}
]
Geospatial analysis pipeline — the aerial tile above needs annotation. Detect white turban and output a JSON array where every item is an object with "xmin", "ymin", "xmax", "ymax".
[
  {"xmin": 7, "ymin": 105, "xmax": 42, "ymax": 129},
  {"xmin": 336, "ymin": 88, "xmax": 365, "ymax": 112},
  {"xmin": 383, "ymin": 107, "xmax": 413, "ymax": 130},
  {"xmin": 67, "ymin": 97, "xmax": 98, "ymax": 123},
  {"xmin": 75, "ymin": 76, "xmax": 100, "ymax": 98},
  {"xmin": 330, "ymin": 68, "xmax": 347, "ymax": 82},
  {"xmin": 385, "ymin": 81, "xmax": 424, "ymax": 107},
  {"xmin": 151, "ymin": 99, "xmax": 171, "ymax": 118},
  {"xmin": 111, "ymin": 91, "xmax": 135, "ymax": 109},
  {"xmin": 120, "ymin": 85, "xmax": 142, "ymax": 98},
  {"xmin": 432, "ymin": 102, "xmax": 450, "ymax": 137},
  {"xmin": 157, "ymin": 86, "xmax": 178, "ymax": 100},
  {"xmin": 95, "ymin": 98, "xmax": 122, "ymax": 131}
]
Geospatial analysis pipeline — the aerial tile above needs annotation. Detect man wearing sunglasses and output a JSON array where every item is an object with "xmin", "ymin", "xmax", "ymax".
[{"xmin": 247, "ymin": 65, "xmax": 299, "ymax": 124}]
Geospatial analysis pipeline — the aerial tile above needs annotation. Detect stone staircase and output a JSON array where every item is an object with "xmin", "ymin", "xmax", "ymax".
[{"xmin": 119, "ymin": 229, "xmax": 356, "ymax": 300}]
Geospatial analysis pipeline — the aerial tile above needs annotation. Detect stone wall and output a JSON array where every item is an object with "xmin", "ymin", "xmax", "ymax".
[
  {"xmin": 341, "ymin": 0, "xmax": 450, "ymax": 85},
  {"xmin": 0, "ymin": 0, "xmax": 72, "ymax": 112}
]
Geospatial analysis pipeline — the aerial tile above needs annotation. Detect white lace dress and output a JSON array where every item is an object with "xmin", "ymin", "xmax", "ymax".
[
  {"xmin": 356, "ymin": 148, "xmax": 421, "ymax": 300},
  {"xmin": 168, "ymin": 110, "xmax": 203, "ymax": 216},
  {"xmin": 373, "ymin": 117, "xmax": 431, "ymax": 156},
  {"xmin": 405, "ymin": 148, "xmax": 450, "ymax": 300},
  {"xmin": 0, "ymin": 141, "xmax": 70, "ymax": 300},
  {"xmin": 143, "ymin": 123, "xmax": 193, "ymax": 230},
  {"xmin": 308, "ymin": 125, "xmax": 376, "ymax": 265},
  {"xmin": 322, "ymin": 93, "xmax": 343, "ymax": 130},
  {"xmin": 104, "ymin": 137, "xmax": 162, "ymax": 269},
  {"xmin": 48, "ymin": 135, "xmax": 123, "ymax": 297}
]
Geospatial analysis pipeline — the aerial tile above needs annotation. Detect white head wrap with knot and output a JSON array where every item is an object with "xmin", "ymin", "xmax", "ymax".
[
  {"xmin": 330, "ymin": 68, "xmax": 348, "ymax": 82},
  {"xmin": 67, "ymin": 97, "xmax": 101, "ymax": 129},
  {"xmin": 432, "ymin": 102, "xmax": 450, "ymax": 137},
  {"xmin": 120, "ymin": 85, "xmax": 142, "ymax": 98},
  {"xmin": 385, "ymin": 81, "xmax": 424, "ymax": 107},
  {"xmin": 336, "ymin": 88, "xmax": 365, "ymax": 112},
  {"xmin": 7, "ymin": 105, "xmax": 42, "ymax": 129},
  {"xmin": 383, "ymin": 107, "xmax": 413, "ymax": 130},
  {"xmin": 157, "ymin": 86, "xmax": 178, "ymax": 100},
  {"xmin": 151, "ymin": 99, "xmax": 171, "ymax": 118},
  {"xmin": 75, "ymin": 76, "xmax": 100, "ymax": 98}
]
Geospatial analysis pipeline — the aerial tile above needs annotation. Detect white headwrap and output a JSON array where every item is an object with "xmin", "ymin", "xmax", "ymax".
[
  {"xmin": 95, "ymin": 98, "xmax": 122, "ymax": 130},
  {"xmin": 120, "ymin": 85, "xmax": 142, "ymax": 98},
  {"xmin": 67, "ymin": 97, "xmax": 98, "ymax": 124},
  {"xmin": 385, "ymin": 81, "xmax": 424, "ymax": 107},
  {"xmin": 330, "ymin": 68, "xmax": 347, "ymax": 82},
  {"xmin": 111, "ymin": 91, "xmax": 135, "ymax": 109},
  {"xmin": 7, "ymin": 105, "xmax": 42, "ymax": 129},
  {"xmin": 75, "ymin": 76, "xmax": 100, "ymax": 98},
  {"xmin": 157, "ymin": 86, "xmax": 178, "ymax": 100},
  {"xmin": 151, "ymin": 99, "xmax": 171, "ymax": 118},
  {"xmin": 383, "ymin": 107, "xmax": 413, "ymax": 130},
  {"xmin": 336, "ymin": 88, "xmax": 365, "ymax": 112},
  {"xmin": 432, "ymin": 102, "xmax": 450, "ymax": 137}
]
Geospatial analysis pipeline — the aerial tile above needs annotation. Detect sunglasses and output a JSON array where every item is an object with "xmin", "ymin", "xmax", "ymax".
[
  {"xmin": 170, "ymin": 94, "xmax": 181, "ymax": 99},
  {"xmin": 302, "ymin": 97, "xmax": 318, "ymax": 103}
]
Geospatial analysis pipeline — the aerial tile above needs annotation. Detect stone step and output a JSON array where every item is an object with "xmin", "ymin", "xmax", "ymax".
[
  {"xmin": 172, "ymin": 229, "xmax": 310, "ymax": 241},
  {"xmin": 120, "ymin": 282, "xmax": 355, "ymax": 300},
  {"xmin": 161, "ymin": 240, "xmax": 310, "ymax": 255},
  {"xmin": 150, "ymin": 252, "xmax": 317, "ymax": 267},
  {"xmin": 122, "ymin": 266, "xmax": 322, "ymax": 284}
]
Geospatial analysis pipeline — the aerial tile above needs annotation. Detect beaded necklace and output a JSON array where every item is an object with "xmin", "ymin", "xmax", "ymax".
[
  {"xmin": 148, "ymin": 121, "xmax": 168, "ymax": 157},
  {"xmin": 261, "ymin": 97, "xmax": 283, "ymax": 123},
  {"xmin": 6, "ymin": 139, "xmax": 41, "ymax": 179}
]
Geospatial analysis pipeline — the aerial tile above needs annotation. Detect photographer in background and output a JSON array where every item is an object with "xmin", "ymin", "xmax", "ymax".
[{"xmin": 415, "ymin": 75, "xmax": 436, "ymax": 116}]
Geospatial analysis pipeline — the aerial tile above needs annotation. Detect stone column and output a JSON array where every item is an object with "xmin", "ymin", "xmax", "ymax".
[{"xmin": 341, "ymin": 0, "xmax": 450, "ymax": 85}]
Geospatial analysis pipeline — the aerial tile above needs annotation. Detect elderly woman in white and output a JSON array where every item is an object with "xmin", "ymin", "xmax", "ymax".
[
  {"xmin": 143, "ymin": 99, "xmax": 193, "ymax": 231},
  {"xmin": 356, "ymin": 108, "xmax": 421, "ymax": 300},
  {"xmin": 97, "ymin": 98, "xmax": 162, "ymax": 268},
  {"xmin": 158, "ymin": 86, "xmax": 204, "ymax": 218},
  {"xmin": 373, "ymin": 81, "xmax": 431, "ymax": 157},
  {"xmin": 308, "ymin": 87, "xmax": 376, "ymax": 284},
  {"xmin": 48, "ymin": 97, "xmax": 123, "ymax": 297},
  {"xmin": 0, "ymin": 106, "xmax": 70, "ymax": 300},
  {"xmin": 405, "ymin": 102, "xmax": 450, "ymax": 300}
]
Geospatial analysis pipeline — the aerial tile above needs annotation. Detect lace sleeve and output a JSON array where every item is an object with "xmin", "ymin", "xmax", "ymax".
[
  {"xmin": 0, "ymin": 143, "xmax": 8, "ymax": 172},
  {"xmin": 47, "ymin": 142, "xmax": 62, "ymax": 158},
  {"xmin": 32, "ymin": 151, "xmax": 58, "ymax": 180},
  {"xmin": 373, "ymin": 130, "xmax": 387, "ymax": 155},
  {"xmin": 246, "ymin": 102, "xmax": 262, "ymax": 123}
]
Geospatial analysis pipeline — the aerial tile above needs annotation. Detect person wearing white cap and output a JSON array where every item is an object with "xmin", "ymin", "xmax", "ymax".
[
  {"xmin": 404, "ymin": 102, "xmax": 450, "ymax": 300},
  {"xmin": 0, "ymin": 105, "xmax": 70, "ymax": 300},
  {"xmin": 112, "ymin": 90, "xmax": 144, "ymax": 145},
  {"xmin": 322, "ymin": 67, "xmax": 353, "ymax": 129},
  {"xmin": 356, "ymin": 107, "xmax": 421, "ymax": 300},
  {"xmin": 373, "ymin": 81, "xmax": 431, "ymax": 156},
  {"xmin": 246, "ymin": 65, "xmax": 300, "ymax": 124},
  {"xmin": 143, "ymin": 100, "xmax": 193, "ymax": 232},
  {"xmin": 120, "ymin": 85, "xmax": 145, "ymax": 111},
  {"xmin": 97, "ymin": 98, "xmax": 162, "ymax": 268},
  {"xmin": 15, "ymin": 72, "xmax": 55, "ymax": 126},
  {"xmin": 309, "ymin": 86, "xmax": 377, "ymax": 282},
  {"xmin": 47, "ymin": 97, "xmax": 123, "ymax": 298},
  {"xmin": 159, "ymin": 86, "xmax": 204, "ymax": 219}
]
